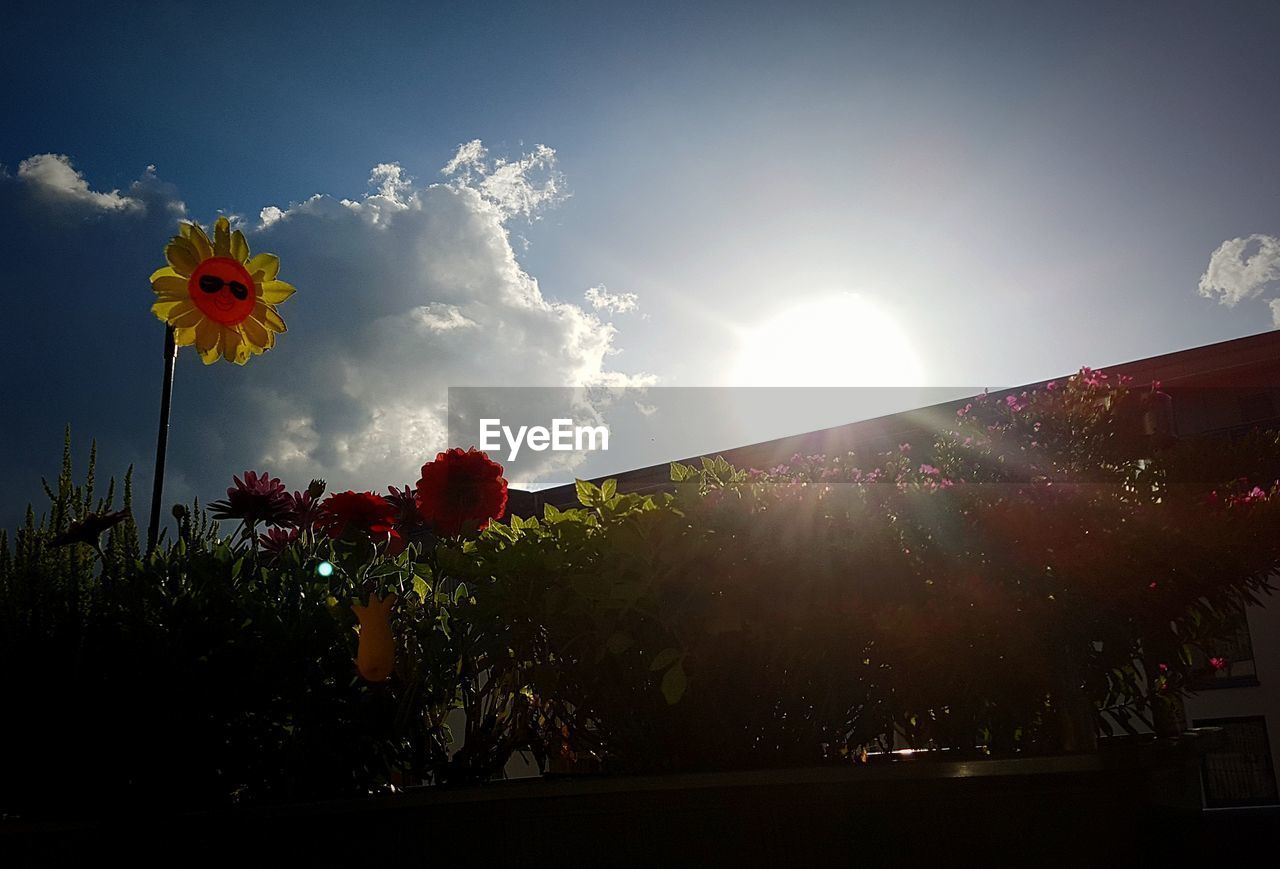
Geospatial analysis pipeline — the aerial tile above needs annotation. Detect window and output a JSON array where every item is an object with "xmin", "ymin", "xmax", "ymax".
[
  {"xmin": 1188, "ymin": 599, "xmax": 1259, "ymax": 689},
  {"xmin": 1192, "ymin": 716, "xmax": 1279, "ymax": 808}
]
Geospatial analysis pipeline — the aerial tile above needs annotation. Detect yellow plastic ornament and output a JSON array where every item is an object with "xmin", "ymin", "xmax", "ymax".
[
  {"xmin": 352, "ymin": 592, "xmax": 397, "ymax": 682},
  {"xmin": 150, "ymin": 217, "xmax": 295, "ymax": 365}
]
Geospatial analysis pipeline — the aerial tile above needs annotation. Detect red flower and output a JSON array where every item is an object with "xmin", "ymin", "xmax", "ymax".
[
  {"xmin": 320, "ymin": 491, "xmax": 402, "ymax": 551},
  {"xmin": 416, "ymin": 447, "xmax": 508, "ymax": 537}
]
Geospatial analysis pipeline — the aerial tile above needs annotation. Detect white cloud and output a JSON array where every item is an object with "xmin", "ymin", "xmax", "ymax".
[
  {"xmin": 220, "ymin": 142, "xmax": 647, "ymax": 489},
  {"xmin": 1271, "ymin": 299, "xmax": 1280, "ymax": 328},
  {"xmin": 1198, "ymin": 234, "xmax": 1280, "ymax": 319},
  {"xmin": 260, "ymin": 205, "xmax": 285, "ymax": 227},
  {"xmin": 16, "ymin": 154, "xmax": 145, "ymax": 212},
  {"xmin": 585, "ymin": 283, "xmax": 640, "ymax": 315},
  {"xmin": 440, "ymin": 139, "xmax": 565, "ymax": 221}
]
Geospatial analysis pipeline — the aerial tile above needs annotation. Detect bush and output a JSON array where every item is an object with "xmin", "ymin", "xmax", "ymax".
[{"xmin": 0, "ymin": 438, "xmax": 463, "ymax": 816}]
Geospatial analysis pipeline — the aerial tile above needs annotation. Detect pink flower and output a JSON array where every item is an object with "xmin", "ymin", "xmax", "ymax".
[
  {"xmin": 210, "ymin": 471, "xmax": 290, "ymax": 526},
  {"xmin": 1227, "ymin": 486, "xmax": 1268, "ymax": 508},
  {"xmin": 1210, "ymin": 657, "xmax": 1228, "ymax": 672},
  {"xmin": 259, "ymin": 526, "xmax": 299, "ymax": 558},
  {"xmin": 1079, "ymin": 367, "xmax": 1108, "ymax": 387},
  {"xmin": 1045, "ymin": 381, "xmax": 1058, "ymax": 392},
  {"xmin": 1005, "ymin": 394, "xmax": 1027, "ymax": 412},
  {"xmin": 919, "ymin": 464, "xmax": 940, "ymax": 476},
  {"xmin": 1158, "ymin": 663, "xmax": 1169, "ymax": 673},
  {"xmin": 956, "ymin": 403, "xmax": 973, "ymax": 417},
  {"xmin": 898, "ymin": 443, "xmax": 911, "ymax": 454}
]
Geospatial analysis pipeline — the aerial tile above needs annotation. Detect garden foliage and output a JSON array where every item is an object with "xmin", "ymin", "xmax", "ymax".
[{"xmin": 2, "ymin": 370, "xmax": 1279, "ymax": 815}]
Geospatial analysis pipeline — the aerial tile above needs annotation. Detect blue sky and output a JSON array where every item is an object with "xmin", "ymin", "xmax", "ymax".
[{"xmin": 3, "ymin": 1, "xmax": 1280, "ymax": 527}]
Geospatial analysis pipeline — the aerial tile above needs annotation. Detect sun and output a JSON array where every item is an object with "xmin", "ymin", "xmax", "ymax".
[
  {"xmin": 732, "ymin": 295, "xmax": 924, "ymax": 386},
  {"xmin": 150, "ymin": 217, "xmax": 295, "ymax": 365}
]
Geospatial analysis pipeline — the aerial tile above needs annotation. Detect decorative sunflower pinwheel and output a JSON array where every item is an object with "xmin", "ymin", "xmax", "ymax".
[
  {"xmin": 144, "ymin": 216, "xmax": 298, "ymax": 552},
  {"xmin": 150, "ymin": 217, "xmax": 294, "ymax": 365}
]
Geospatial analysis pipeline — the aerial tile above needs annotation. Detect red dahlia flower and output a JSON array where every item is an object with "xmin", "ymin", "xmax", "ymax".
[
  {"xmin": 416, "ymin": 447, "xmax": 508, "ymax": 537},
  {"xmin": 320, "ymin": 491, "xmax": 403, "ymax": 552}
]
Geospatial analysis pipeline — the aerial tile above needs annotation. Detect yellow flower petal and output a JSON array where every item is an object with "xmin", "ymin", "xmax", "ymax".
[
  {"xmin": 222, "ymin": 327, "xmax": 250, "ymax": 365},
  {"xmin": 151, "ymin": 300, "xmax": 188, "ymax": 321},
  {"xmin": 259, "ymin": 280, "xmax": 295, "ymax": 304},
  {"xmin": 195, "ymin": 318, "xmax": 221, "ymax": 354},
  {"xmin": 246, "ymin": 253, "xmax": 280, "ymax": 283},
  {"xmin": 256, "ymin": 304, "xmax": 287, "ymax": 333},
  {"xmin": 241, "ymin": 315, "xmax": 271, "ymax": 350},
  {"xmin": 150, "ymin": 266, "xmax": 183, "ymax": 283},
  {"xmin": 153, "ymin": 288, "xmax": 187, "ymax": 304},
  {"xmin": 165, "ymin": 236, "xmax": 201, "ymax": 277},
  {"xmin": 151, "ymin": 273, "xmax": 189, "ymax": 297},
  {"xmin": 230, "ymin": 229, "xmax": 250, "ymax": 264},
  {"xmin": 180, "ymin": 222, "xmax": 214, "ymax": 261},
  {"xmin": 168, "ymin": 303, "xmax": 204, "ymax": 328},
  {"xmin": 214, "ymin": 217, "xmax": 231, "ymax": 258},
  {"xmin": 174, "ymin": 325, "xmax": 199, "ymax": 346}
]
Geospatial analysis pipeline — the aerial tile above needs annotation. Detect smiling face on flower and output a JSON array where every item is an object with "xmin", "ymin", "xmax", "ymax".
[
  {"xmin": 189, "ymin": 257, "xmax": 257, "ymax": 325},
  {"xmin": 150, "ymin": 217, "xmax": 295, "ymax": 364}
]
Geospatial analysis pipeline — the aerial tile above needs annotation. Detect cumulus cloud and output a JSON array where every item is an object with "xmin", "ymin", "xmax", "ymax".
[
  {"xmin": 1199, "ymin": 234, "xmax": 1280, "ymax": 322},
  {"xmin": 15, "ymin": 154, "xmax": 146, "ymax": 212},
  {"xmin": 0, "ymin": 144, "xmax": 648, "ymax": 524},
  {"xmin": 585, "ymin": 284, "xmax": 640, "ymax": 315},
  {"xmin": 440, "ymin": 139, "xmax": 565, "ymax": 221},
  {"xmin": 226, "ymin": 143, "xmax": 650, "ymax": 490}
]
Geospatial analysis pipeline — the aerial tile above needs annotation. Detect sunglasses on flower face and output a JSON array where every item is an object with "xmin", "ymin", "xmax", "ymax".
[{"xmin": 198, "ymin": 275, "xmax": 250, "ymax": 300}]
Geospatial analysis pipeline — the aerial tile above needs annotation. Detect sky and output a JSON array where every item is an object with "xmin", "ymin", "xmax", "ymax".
[{"xmin": 3, "ymin": 0, "xmax": 1280, "ymax": 528}]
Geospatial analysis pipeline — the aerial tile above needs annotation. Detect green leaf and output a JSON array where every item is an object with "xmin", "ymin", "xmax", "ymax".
[
  {"xmin": 661, "ymin": 661, "xmax": 688, "ymax": 705},
  {"xmin": 602, "ymin": 479, "xmax": 618, "ymax": 500},
  {"xmin": 453, "ymin": 582, "xmax": 469, "ymax": 605},
  {"xmin": 412, "ymin": 575, "xmax": 430, "ymax": 600},
  {"xmin": 650, "ymin": 647, "xmax": 682, "ymax": 671},
  {"xmin": 575, "ymin": 479, "xmax": 599, "ymax": 507},
  {"xmin": 366, "ymin": 561, "xmax": 403, "ymax": 579}
]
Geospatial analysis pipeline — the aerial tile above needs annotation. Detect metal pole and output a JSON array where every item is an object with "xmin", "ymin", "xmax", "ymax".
[{"xmin": 147, "ymin": 326, "xmax": 177, "ymax": 552}]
